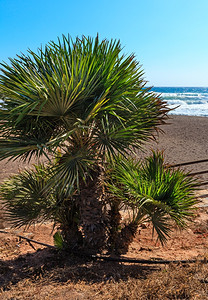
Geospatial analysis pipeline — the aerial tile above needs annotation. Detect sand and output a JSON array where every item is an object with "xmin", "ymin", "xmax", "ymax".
[
  {"xmin": 0, "ymin": 114, "xmax": 208, "ymax": 183},
  {"xmin": 137, "ymin": 115, "xmax": 208, "ymax": 183},
  {"xmin": 157, "ymin": 115, "xmax": 208, "ymax": 164}
]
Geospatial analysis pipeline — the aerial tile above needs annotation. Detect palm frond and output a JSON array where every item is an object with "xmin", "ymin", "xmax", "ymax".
[
  {"xmin": 0, "ymin": 164, "xmax": 55, "ymax": 227},
  {"xmin": 107, "ymin": 151, "xmax": 198, "ymax": 244},
  {"xmin": 0, "ymin": 163, "xmax": 79, "ymax": 228},
  {"xmin": 0, "ymin": 35, "xmax": 169, "ymax": 166}
]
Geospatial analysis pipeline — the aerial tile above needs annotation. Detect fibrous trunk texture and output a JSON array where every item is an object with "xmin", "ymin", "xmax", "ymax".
[
  {"xmin": 61, "ymin": 224, "xmax": 83, "ymax": 250},
  {"xmin": 79, "ymin": 168, "xmax": 109, "ymax": 253},
  {"xmin": 114, "ymin": 222, "xmax": 138, "ymax": 255},
  {"xmin": 107, "ymin": 200, "xmax": 122, "ymax": 252},
  {"xmin": 59, "ymin": 201, "xmax": 83, "ymax": 250}
]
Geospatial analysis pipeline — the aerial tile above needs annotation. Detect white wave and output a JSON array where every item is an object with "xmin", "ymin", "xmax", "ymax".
[
  {"xmin": 168, "ymin": 101, "xmax": 208, "ymax": 116},
  {"xmin": 160, "ymin": 91, "xmax": 208, "ymax": 116},
  {"xmin": 167, "ymin": 99, "xmax": 187, "ymax": 106},
  {"xmin": 162, "ymin": 93, "xmax": 208, "ymax": 101}
]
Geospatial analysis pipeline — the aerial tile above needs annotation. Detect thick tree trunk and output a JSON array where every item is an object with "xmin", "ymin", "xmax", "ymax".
[{"xmin": 79, "ymin": 168, "xmax": 109, "ymax": 253}]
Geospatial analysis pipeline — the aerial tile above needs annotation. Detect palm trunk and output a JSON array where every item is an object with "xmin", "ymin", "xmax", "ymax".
[
  {"xmin": 58, "ymin": 199, "xmax": 83, "ymax": 250},
  {"xmin": 114, "ymin": 222, "xmax": 138, "ymax": 255},
  {"xmin": 60, "ymin": 224, "xmax": 83, "ymax": 250},
  {"xmin": 79, "ymin": 167, "xmax": 108, "ymax": 253},
  {"xmin": 107, "ymin": 199, "xmax": 122, "ymax": 252}
]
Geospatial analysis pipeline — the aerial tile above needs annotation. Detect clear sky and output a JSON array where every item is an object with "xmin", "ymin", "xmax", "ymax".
[{"xmin": 0, "ymin": 0, "xmax": 208, "ymax": 87}]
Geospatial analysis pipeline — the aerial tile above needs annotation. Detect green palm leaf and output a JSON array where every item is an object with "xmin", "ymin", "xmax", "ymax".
[
  {"xmin": 107, "ymin": 151, "xmax": 198, "ymax": 244},
  {"xmin": 0, "ymin": 35, "xmax": 169, "ymax": 168}
]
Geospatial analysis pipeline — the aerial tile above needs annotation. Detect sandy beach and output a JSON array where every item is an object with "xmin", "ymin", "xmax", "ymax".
[
  {"xmin": 138, "ymin": 114, "xmax": 208, "ymax": 183},
  {"xmin": 0, "ymin": 115, "xmax": 208, "ymax": 183}
]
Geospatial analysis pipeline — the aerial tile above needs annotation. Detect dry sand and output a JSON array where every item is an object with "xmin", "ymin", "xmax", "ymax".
[
  {"xmin": 137, "ymin": 115, "xmax": 208, "ymax": 182},
  {"xmin": 0, "ymin": 115, "xmax": 207, "ymax": 184},
  {"xmin": 0, "ymin": 115, "xmax": 208, "ymax": 183}
]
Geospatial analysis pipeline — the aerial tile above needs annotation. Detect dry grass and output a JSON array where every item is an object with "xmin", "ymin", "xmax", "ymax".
[{"xmin": 0, "ymin": 248, "xmax": 208, "ymax": 300}]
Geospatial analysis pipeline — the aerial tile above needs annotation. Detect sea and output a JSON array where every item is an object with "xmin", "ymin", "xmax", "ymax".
[{"xmin": 151, "ymin": 87, "xmax": 208, "ymax": 117}]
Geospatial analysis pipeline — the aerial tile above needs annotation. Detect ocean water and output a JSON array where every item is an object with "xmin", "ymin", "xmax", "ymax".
[{"xmin": 151, "ymin": 87, "xmax": 208, "ymax": 117}]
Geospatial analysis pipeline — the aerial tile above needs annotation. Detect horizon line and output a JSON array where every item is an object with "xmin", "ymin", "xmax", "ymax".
[{"xmin": 150, "ymin": 86, "xmax": 208, "ymax": 88}]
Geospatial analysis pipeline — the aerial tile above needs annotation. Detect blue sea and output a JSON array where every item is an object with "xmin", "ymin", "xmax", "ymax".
[{"xmin": 151, "ymin": 87, "xmax": 208, "ymax": 117}]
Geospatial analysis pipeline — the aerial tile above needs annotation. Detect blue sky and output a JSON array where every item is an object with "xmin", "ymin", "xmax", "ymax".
[{"xmin": 0, "ymin": 0, "xmax": 208, "ymax": 87}]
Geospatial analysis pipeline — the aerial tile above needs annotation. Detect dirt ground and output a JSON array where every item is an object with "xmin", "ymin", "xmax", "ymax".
[
  {"xmin": 0, "ymin": 201, "xmax": 208, "ymax": 299},
  {"xmin": 1, "ymin": 204, "xmax": 208, "ymax": 262}
]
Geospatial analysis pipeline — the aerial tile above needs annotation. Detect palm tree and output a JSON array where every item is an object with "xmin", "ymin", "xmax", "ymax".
[{"xmin": 0, "ymin": 35, "xmax": 169, "ymax": 252}]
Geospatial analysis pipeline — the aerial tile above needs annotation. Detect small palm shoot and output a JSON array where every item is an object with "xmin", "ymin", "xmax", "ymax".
[
  {"xmin": 107, "ymin": 151, "xmax": 198, "ymax": 253},
  {"xmin": 0, "ymin": 163, "xmax": 83, "ymax": 249}
]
